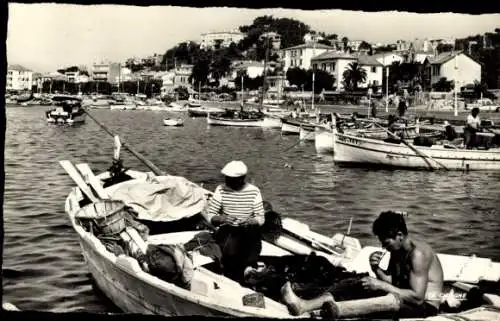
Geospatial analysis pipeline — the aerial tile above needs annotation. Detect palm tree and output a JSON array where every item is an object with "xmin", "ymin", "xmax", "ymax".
[{"xmin": 342, "ymin": 62, "xmax": 367, "ymax": 91}]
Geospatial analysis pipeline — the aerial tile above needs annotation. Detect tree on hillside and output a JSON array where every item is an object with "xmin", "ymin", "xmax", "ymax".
[
  {"xmin": 342, "ymin": 62, "xmax": 367, "ymax": 91},
  {"xmin": 238, "ymin": 15, "xmax": 311, "ymax": 50},
  {"xmin": 286, "ymin": 67, "xmax": 308, "ymax": 88},
  {"xmin": 210, "ymin": 54, "xmax": 232, "ymax": 85},
  {"xmin": 189, "ymin": 53, "xmax": 211, "ymax": 88}
]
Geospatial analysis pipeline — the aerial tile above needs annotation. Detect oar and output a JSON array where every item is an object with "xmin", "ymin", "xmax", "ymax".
[
  {"xmin": 373, "ymin": 123, "xmax": 449, "ymax": 171},
  {"xmin": 83, "ymin": 108, "xmax": 165, "ymax": 176}
]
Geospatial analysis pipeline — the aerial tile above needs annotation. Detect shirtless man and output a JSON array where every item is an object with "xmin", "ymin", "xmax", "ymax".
[{"xmin": 281, "ymin": 211, "xmax": 444, "ymax": 319}]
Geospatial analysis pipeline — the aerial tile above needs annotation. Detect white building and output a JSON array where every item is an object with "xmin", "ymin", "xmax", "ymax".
[
  {"xmin": 280, "ymin": 43, "xmax": 335, "ymax": 72},
  {"xmin": 231, "ymin": 60, "xmax": 267, "ymax": 79},
  {"xmin": 372, "ymin": 52, "xmax": 405, "ymax": 66},
  {"xmin": 6, "ymin": 64, "xmax": 33, "ymax": 91},
  {"xmin": 311, "ymin": 52, "xmax": 384, "ymax": 91},
  {"xmin": 426, "ymin": 51, "xmax": 481, "ymax": 89},
  {"xmin": 200, "ymin": 31, "xmax": 246, "ymax": 50}
]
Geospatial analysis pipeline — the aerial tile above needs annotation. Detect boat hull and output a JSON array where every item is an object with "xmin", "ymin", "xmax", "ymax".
[
  {"xmin": 163, "ymin": 119, "xmax": 184, "ymax": 126},
  {"xmin": 261, "ymin": 116, "xmax": 282, "ymax": 129},
  {"xmin": 188, "ymin": 107, "xmax": 224, "ymax": 117},
  {"xmin": 78, "ymin": 231, "xmax": 231, "ymax": 316},
  {"xmin": 206, "ymin": 115, "xmax": 263, "ymax": 127},
  {"xmin": 281, "ymin": 119, "xmax": 316, "ymax": 135},
  {"xmin": 110, "ymin": 104, "xmax": 137, "ymax": 110},
  {"xmin": 333, "ymin": 132, "xmax": 500, "ymax": 170},
  {"xmin": 315, "ymin": 127, "xmax": 334, "ymax": 154},
  {"xmin": 299, "ymin": 127, "xmax": 316, "ymax": 141},
  {"xmin": 281, "ymin": 121, "xmax": 300, "ymax": 135}
]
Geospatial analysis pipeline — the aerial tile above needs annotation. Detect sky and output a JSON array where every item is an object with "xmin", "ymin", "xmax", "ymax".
[{"xmin": 6, "ymin": 3, "xmax": 500, "ymax": 73}]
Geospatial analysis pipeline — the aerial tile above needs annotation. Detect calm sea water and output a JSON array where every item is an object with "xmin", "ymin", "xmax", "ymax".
[{"xmin": 3, "ymin": 105, "xmax": 500, "ymax": 312}]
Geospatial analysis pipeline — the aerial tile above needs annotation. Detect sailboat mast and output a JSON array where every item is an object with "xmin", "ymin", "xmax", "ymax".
[
  {"xmin": 260, "ymin": 28, "xmax": 270, "ymax": 110},
  {"xmin": 241, "ymin": 74, "xmax": 244, "ymax": 105}
]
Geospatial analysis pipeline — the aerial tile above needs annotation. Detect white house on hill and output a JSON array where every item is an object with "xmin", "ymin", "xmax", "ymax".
[
  {"xmin": 280, "ymin": 43, "xmax": 335, "ymax": 72},
  {"xmin": 425, "ymin": 51, "xmax": 481, "ymax": 89},
  {"xmin": 311, "ymin": 52, "xmax": 384, "ymax": 91},
  {"xmin": 372, "ymin": 52, "xmax": 405, "ymax": 67},
  {"xmin": 7, "ymin": 64, "xmax": 33, "ymax": 90}
]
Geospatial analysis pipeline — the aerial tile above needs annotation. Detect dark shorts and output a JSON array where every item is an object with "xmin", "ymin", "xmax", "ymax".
[{"xmin": 398, "ymin": 301, "xmax": 439, "ymax": 318}]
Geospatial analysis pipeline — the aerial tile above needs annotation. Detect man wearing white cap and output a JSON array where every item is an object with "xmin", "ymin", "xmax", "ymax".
[{"xmin": 205, "ymin": 160, "xmax": 265, "ymax": 284}]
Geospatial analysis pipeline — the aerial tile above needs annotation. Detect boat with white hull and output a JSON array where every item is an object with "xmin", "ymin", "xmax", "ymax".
[
  {"xmin": 207, "ymin": 114, "xmax": 264, "ymax": 127},
  {"xmin": 163, "ymin": 118, "xmax": 184, "ymax": 126},
  {"xmin": 333, "ymin": 130, "xmax": 500, "ymax": 170},
  {"xmin": 110, "ymin": 103, "xmax": 137, "ymax": 110},
  {"xmin": 46, "ymin": 95, "xmax": 86, "ymax": 125},
  {"xmin": 188, "ymin": 106, "xmax": 225, "ymax": 117},
  {"xmin": 281, "ymin": 118, "xmax": 316, "ymax": 135},
  {"xmin": 206, "ymin": 114, "xmax": 282, "ymax": 128},
  {"xmin": 168, "ymin": 102, "xmax": 188, "ymax": 112},
  {"xmin": 59, "ymin": 158, "xmax": 500, "ymax": 320},
  {"xmin": 315, "ymin": 127, "xmax": 334, "ymax": 154}
]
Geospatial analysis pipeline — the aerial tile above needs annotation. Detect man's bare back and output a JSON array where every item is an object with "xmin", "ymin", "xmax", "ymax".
[{"xmin": 385, "ymin": 239, "xmax": 443, "ymax": 309}]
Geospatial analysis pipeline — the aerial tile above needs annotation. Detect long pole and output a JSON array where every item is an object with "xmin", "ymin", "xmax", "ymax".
[
  {"xmin": 385, "ymin": 53, "xmax": 389, "ymax": 112},
  {"xmin": 312, "ymin": 37, "xmax": 316, "ymax": 111},
  {"xmin": 454, "ymin": 51, "xmax": 458, "ymax": 117},
  {"xmin": 241, "ymin": 74, "xmax": 244, "ymax": 106},
  {"xmin": 83, "ymin": 108, "xmax": 165, "ymax": 175},
  {"xmin": 118, "ymin": 63, "xmax": 121, "ymax": 94},
  {"xmin": 260, "ymin": 28, "xmax": 270, "ymax": 110}
]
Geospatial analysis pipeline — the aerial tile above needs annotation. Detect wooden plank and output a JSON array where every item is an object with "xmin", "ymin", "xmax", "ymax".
[
  {"xmin": 75, "ymin": 163, "xmax": 109, "ymax": 199},
  {"xmin": 59, "ymin": 160, "xmax": 99, "ymax": 203}
]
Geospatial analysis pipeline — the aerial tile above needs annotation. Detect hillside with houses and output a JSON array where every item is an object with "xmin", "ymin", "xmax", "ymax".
[{"xmin": 6, "ymin": 17, "xmax": 500, "ymax": 105}]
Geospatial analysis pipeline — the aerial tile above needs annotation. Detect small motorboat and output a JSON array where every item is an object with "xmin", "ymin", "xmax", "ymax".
[
  {"xmin": 163, "ymin": 118, "xmax": 184, "ymax": 127},
  {"xmin": 46, "ymin": 95, "xmax": 86, "ymax": 125}
]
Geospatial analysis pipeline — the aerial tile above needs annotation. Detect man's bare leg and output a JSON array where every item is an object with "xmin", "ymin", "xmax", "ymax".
[
  {"xmin": 281, "ymin": 281, "xmax": 334, "ymax": 316},
  {"xmin": 282, "ymin": 281, "xmax": 401, "ymax": 318}
]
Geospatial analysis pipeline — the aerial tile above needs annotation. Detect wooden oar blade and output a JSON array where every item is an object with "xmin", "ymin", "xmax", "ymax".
[
  {"xmin": 75, "ymin": 163, "xmax": 109, "ymax": 199},
  {"xmin": 59, "ymin": 160, "xmax": 99, "ymax": 203}
]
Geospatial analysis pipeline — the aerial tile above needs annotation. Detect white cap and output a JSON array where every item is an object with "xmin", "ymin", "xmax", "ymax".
[
  {"xmin": 221, "ymin": 160, "xmax": 248, "ymax": 177},
  {"xmin": 443, "ymin": 121, "xmax": 450, "ymax": 126}
]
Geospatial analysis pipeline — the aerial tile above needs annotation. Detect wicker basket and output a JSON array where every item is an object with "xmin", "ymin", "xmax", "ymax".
[{"xmin": 76, "ymin": 200, "xmax": 127, "ymax": 235}]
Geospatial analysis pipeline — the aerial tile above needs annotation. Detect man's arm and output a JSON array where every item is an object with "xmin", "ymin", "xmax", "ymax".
[
  {"xmin": 242, "ymin": 189, "xmax": 265, "ymax": 226},
  {"xmin": 204, "ymin": 186, "xmax": 223, "ymax": 225},
  {"xmin": 376, "ymin": 248, "xmax": 431, "ymax": 306}
]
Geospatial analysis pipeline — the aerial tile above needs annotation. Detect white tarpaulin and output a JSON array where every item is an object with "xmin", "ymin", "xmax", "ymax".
[{"xmin": 109, "ymin": 175, "xmax": 208, "ymax": 222}]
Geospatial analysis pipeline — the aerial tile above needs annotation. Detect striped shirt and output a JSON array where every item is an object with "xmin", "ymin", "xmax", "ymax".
[{"xmin": 206, "ymin": 183, "xmax": 265, "ymax": 226}]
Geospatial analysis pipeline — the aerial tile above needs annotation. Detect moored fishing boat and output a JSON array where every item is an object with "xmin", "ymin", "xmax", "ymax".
[
  {"xmin": 163, "ymin": 118, "xmax": 184, "ymax": 127},
  {"xmin": 281, "ymin": 118, "xmax": 316, "ymax": 135},
  {"xmin": 332, "ymin": 128, "xmax": 500, "ymax": 170},
  {"xmin": 207, "ymin": 113, "xmax": 264, "ymax": 127},
  {"xmin": 45, "ymin": 95, "xmax": 86, "ymax": 125},
  {"xmin": 58, "ymin": 141, "xmax": 500, "ymax": 320},
  {"xmin": 168, "ymin": 102, "xmax": 188, "ymax": 112},
  {"xmin": 188, "ymin": 106, "xmax": 225, "ymax": 117}
]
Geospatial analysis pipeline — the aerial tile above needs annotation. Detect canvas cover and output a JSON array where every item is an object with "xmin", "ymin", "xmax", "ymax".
[{"xmin": 109, "ymin": 175, "xmax": 208, "ymax": 222}]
